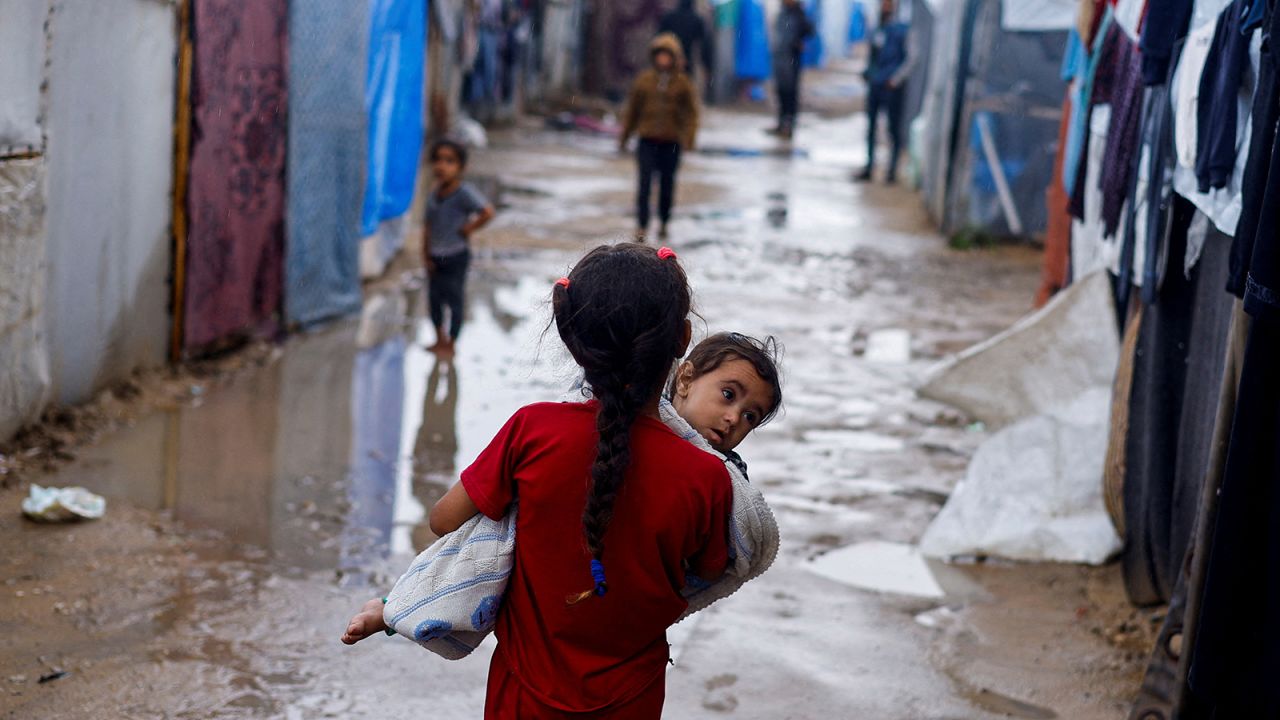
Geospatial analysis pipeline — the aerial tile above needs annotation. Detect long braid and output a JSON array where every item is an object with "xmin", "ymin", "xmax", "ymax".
[{"xmin": 552, "ymin": 243, "xmax": 691, "ymax": 604}]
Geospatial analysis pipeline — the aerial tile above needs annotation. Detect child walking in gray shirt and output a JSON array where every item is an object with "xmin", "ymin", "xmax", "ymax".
[{"xmin": 423, "ymin": 139, "xmax": 495, "ymax": 354}]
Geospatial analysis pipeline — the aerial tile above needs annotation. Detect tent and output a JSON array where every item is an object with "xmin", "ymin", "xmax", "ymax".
[{"xmin": 915, "ymin": 0, "xmax": 1070, "ymax": 239}]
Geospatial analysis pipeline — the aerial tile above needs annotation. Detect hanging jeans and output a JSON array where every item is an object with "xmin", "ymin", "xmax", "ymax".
[
  {"xmin": 866, "ymin": 82, "xmax": 905, "ymax": 178},
  {"xmin": 429, "ymin": 249, "xmax": 470, "ymax": 340},
  {"xmin": 636, "ymin": 138, "xmax": 681, "ymax": 230}
]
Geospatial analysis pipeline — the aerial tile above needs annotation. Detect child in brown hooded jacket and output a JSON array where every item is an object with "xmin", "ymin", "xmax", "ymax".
[{"xmin": 619, "ymin": 32, "xmax": 700, "ymax": 241}]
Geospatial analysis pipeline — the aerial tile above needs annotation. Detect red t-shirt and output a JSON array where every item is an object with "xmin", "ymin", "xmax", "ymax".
[{"xmin": 461, "ymin": 401, "xmax": 732, "ymax": 714}]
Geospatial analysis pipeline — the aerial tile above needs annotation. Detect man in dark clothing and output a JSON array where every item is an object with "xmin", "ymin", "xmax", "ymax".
[
  {"xmin": 658, "ymin": 0, "xmax": 713, "ymax": 83},
  {"xmin": 770, "ymin": 0, "xmax": 815, "ymax": 139},
  {"xmin": 856, "ymin": 0, "xmax": 914, "ymax": 183}
]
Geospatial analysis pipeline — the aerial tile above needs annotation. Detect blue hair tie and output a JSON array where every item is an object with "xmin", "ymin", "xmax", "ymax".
[{"xmin": 590, "ymin": 559, "xmax": 608, "ymax": 596}]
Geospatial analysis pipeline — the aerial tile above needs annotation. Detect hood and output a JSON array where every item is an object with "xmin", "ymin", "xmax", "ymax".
[{"xmin": 649, "ymin": 32, "xmax": 687, "ymax": 70}]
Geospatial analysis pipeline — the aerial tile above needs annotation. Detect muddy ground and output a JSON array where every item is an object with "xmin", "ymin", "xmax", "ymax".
[{"xmin": 1, "ymin": 66, "xmax": 1149, "ymax": 719}]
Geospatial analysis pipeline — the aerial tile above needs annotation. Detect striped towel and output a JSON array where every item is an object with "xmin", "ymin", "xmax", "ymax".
[{"xmin": 382, "ymin": 400, "xmax": 780, "ymax": 659}]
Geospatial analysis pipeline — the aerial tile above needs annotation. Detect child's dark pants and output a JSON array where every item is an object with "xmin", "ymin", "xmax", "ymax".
[
  {"xmin": 636, "ymin": 138, "xmax": 681, "ymax": 230},
  {"xmin": 429, "ymin": 250, "xmax": 470, "ymax": 340}
]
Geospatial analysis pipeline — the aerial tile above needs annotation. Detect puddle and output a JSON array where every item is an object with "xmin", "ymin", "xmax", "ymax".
[
  {"xmin": 35, "ymin": 262, "xmax": 556, "ymax": 574},
  {"xmin": 805, "ymin": 541, "xmax": 946, "ymax": 599}
]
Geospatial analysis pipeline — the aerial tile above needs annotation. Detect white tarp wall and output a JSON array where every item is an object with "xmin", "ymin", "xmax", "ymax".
[
  {"xmin": 0, "ymin": 1, "xmax": 53, "ymax": 438},
  {"xmin": 42, "ymin": 0, "xmax": 175, "ymax": 404},
  {"xmin": 0, "ymin": 1, "xmax": 45, "ymax": 154}
]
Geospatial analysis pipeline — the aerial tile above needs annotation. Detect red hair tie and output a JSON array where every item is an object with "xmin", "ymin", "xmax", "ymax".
[
  {"xmin": 657, "ymin": 247, "xmax": 677, "ymax": 260},
  {"xmin": 555, "ymin": 277, "xmax": 570, "ymax": 289}
]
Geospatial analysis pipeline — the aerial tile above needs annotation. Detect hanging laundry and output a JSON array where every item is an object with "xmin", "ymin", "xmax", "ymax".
[
  {"xmin": 1196, "ymin": 0, "xmax": 1253, "ymax": 192},
  {"xmin": 1173, "ymin": 17, "xmax": 1219, "ymax": 170},
  {"xmin": 1186, "ymin": 5, "xmax": 1280, "ymax": 712},
  {"xmin": 1064, "ymin": 11, "xmax": 1115, "ymax": 202},
  {"xmin": 1139, "ymin": 0, "xmax": 1195, "ymax": 84},
  {"xmin": 1098, "ymin": 28, "xmax": 1145, "ymax": 238},
  {"xmin": 1227, "ymin": 0, "xmax": 1278, "ymax": 296},
  {"xmin": 1070, "ymin": 15, "xmax": 1123, "ymax": 221},
  {"xmin": 1170, "ymin": 5, "xmax": 1259, "ymax": 237}
]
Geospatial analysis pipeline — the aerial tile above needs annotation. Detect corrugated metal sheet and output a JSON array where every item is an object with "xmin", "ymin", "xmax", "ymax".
[{"xmin": 43, "ymin": 0, "xmax": 175, "ymax": 403}]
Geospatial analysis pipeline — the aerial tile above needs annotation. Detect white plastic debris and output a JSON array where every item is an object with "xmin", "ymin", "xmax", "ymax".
[{"xmin": 21, "ymin": 484, "xmax": 105, "ymax": 522}]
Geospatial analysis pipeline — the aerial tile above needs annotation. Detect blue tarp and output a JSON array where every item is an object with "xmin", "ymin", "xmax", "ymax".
[
  {"xmin": 735, "ymin": 0, "xmax": 770, "ymax": 79},
  {"xmin": 286, "ymin": 0, "xmax": 368, "ymax": 327},
  {"xmin": 802, "ymin": 0, "xmax": 824, "ymax": 67},
  {"xmin": 848, "ymin": 1, "xmax": 867, "ymax": 44},
  {"xmin": 360, "ymin": 0, "xmax": 427, "ymax": 238}
]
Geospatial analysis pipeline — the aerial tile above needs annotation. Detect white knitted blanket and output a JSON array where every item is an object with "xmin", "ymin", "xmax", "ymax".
[{"xmin": 383, "ymin": 401, "xmax": 780, "ymax": 658}]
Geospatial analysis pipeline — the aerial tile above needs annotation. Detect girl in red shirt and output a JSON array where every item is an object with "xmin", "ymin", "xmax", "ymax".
[{"xmin": 345, "ymin": 243, "xmax": 733, "ymax": 718}]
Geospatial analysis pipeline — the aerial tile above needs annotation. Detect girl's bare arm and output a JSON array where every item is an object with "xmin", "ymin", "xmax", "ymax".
[{"xmin": 428, "ymin": 481, "xmax": 481, "ymax": 536}]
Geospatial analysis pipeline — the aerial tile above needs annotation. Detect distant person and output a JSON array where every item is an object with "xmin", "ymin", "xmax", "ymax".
[
  {"xmin": 620, "ymin": 33, "xmax": 700, "ymax": 241},
  {"xmin": 769, "ymin": 0, "xmax": 815, "ymax": 140},
  {"xmin": 658, "ymin": 0, "xmax": 714, "ymax": 93},
  {"xmin": 422, "ymin": 139, "xmax": 495, "ymax": 355},
  {"xmin": 856, "ymin": 0, "xmax": 914, "ymax": 183}
]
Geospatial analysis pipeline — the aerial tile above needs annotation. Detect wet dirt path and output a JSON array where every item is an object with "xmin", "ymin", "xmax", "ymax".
[{"xmin": 2, "ymin": 96, "xmax": 1143, "ymax": 718}]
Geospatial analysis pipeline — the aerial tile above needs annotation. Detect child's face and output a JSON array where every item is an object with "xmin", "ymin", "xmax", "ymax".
[
  {"xmin": 653, "ymin": 50, "xmax": 675, "ymax": 72},
  {"xmin": 431, "ymin": 147, "xmax": 463, "ymax": 184},
  {"xmin": 673, "ymin": 358, "xmax": 775, "ymax": 454}
]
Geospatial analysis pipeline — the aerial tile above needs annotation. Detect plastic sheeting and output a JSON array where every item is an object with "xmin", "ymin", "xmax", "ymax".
[
  {"xmin": 735, "ymin": 0, "xmax": 771, "ymax": 79},
  {"xmin": 1000, "ymin": 0, "xmax": 1076, "ymax": 31},
  {"xmin": 919, "ymin": 270, "xmax": 1120, "ymax": 428},
  {"xmin": 44, "ymin": 0, "xmax": 173, "ymax": 399},
  {"xmin": 0, "ymin": 0, "xmax": 45, "ymax": 154},
  {"xmin": 802, "ymin": 0, "xmax": 825, "ymax": 67},
  {"xmin": 916, "ymin": 0, "xmax": 1067, "ymax": 237},
  {"xmin": 921, "ymin": 387, "xmax": 1122, "ymax": 564},
  {"xmin": 361, "ymin": 0, "xmax": 427, "ymax": 238},
  {"xmin": 184, "ymin": 0, "xmax": 286, "ymax": 351},
  {"xmin": 919, "ymin": 271, "xmax": 1123, "ymax": 564},
  {"xmin": 0, "ymin": 159, "xmax": 50, "ymax": 439},
  {"xmin": 286, "ymin": 0, "xmax": 369, "ymax": 328}
]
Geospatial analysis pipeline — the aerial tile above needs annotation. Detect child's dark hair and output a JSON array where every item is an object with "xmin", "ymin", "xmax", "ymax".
[
  {"xmin": 552, "ymin": 243, "xmax": 691, "ymax": 603},
  {"xmin": 673, "ymin": 332, "xmax": 784, "ymax": 426},
  {"xmin": 429, "ymin": 138, "xmax": 469, "ymax": 168}
]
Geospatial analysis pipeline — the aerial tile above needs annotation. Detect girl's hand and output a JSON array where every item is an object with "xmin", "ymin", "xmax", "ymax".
[{"xmin": 341, "ymin": 597, "xmax": 388, "ymax": 645}]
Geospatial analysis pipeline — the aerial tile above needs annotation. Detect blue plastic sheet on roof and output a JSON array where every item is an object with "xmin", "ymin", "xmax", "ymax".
[
  {"xmin": 361, "ymin": 0, "xmax": 427, "ymax": 238},
  {"xmin": 286, "ymin": 0, "xmax": 368, "ymax": 327},
  {"xmin": 735, "ymin": 0, "xmax": 770, "ymax": 79}
]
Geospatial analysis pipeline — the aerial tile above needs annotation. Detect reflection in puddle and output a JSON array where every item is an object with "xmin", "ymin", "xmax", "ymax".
[
  {"xmin": 806, "ymin": 541, "xmax": 945, "ymax": 599},
  {"xmin": 36, "ymin": 258, "xmax": 555, "ymax": 577}
]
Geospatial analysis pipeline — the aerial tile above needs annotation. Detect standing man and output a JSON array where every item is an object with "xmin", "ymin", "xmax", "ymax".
[
  {"xmin": 770, "ymin": 0, "xmax": 815, "ymax": 140},
  {"xmin": 658, "ymin": 0, "xmax": 714, "ymax": 94},
  {"xmin": 856, "ymin": 0, "xmax": 914, "ymax": 183}
]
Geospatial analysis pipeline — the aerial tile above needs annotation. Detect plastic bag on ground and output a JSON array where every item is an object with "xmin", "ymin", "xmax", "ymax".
[{"xmin": 22, "ymin": 484, "xmax": 106, "ymax": 522}]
